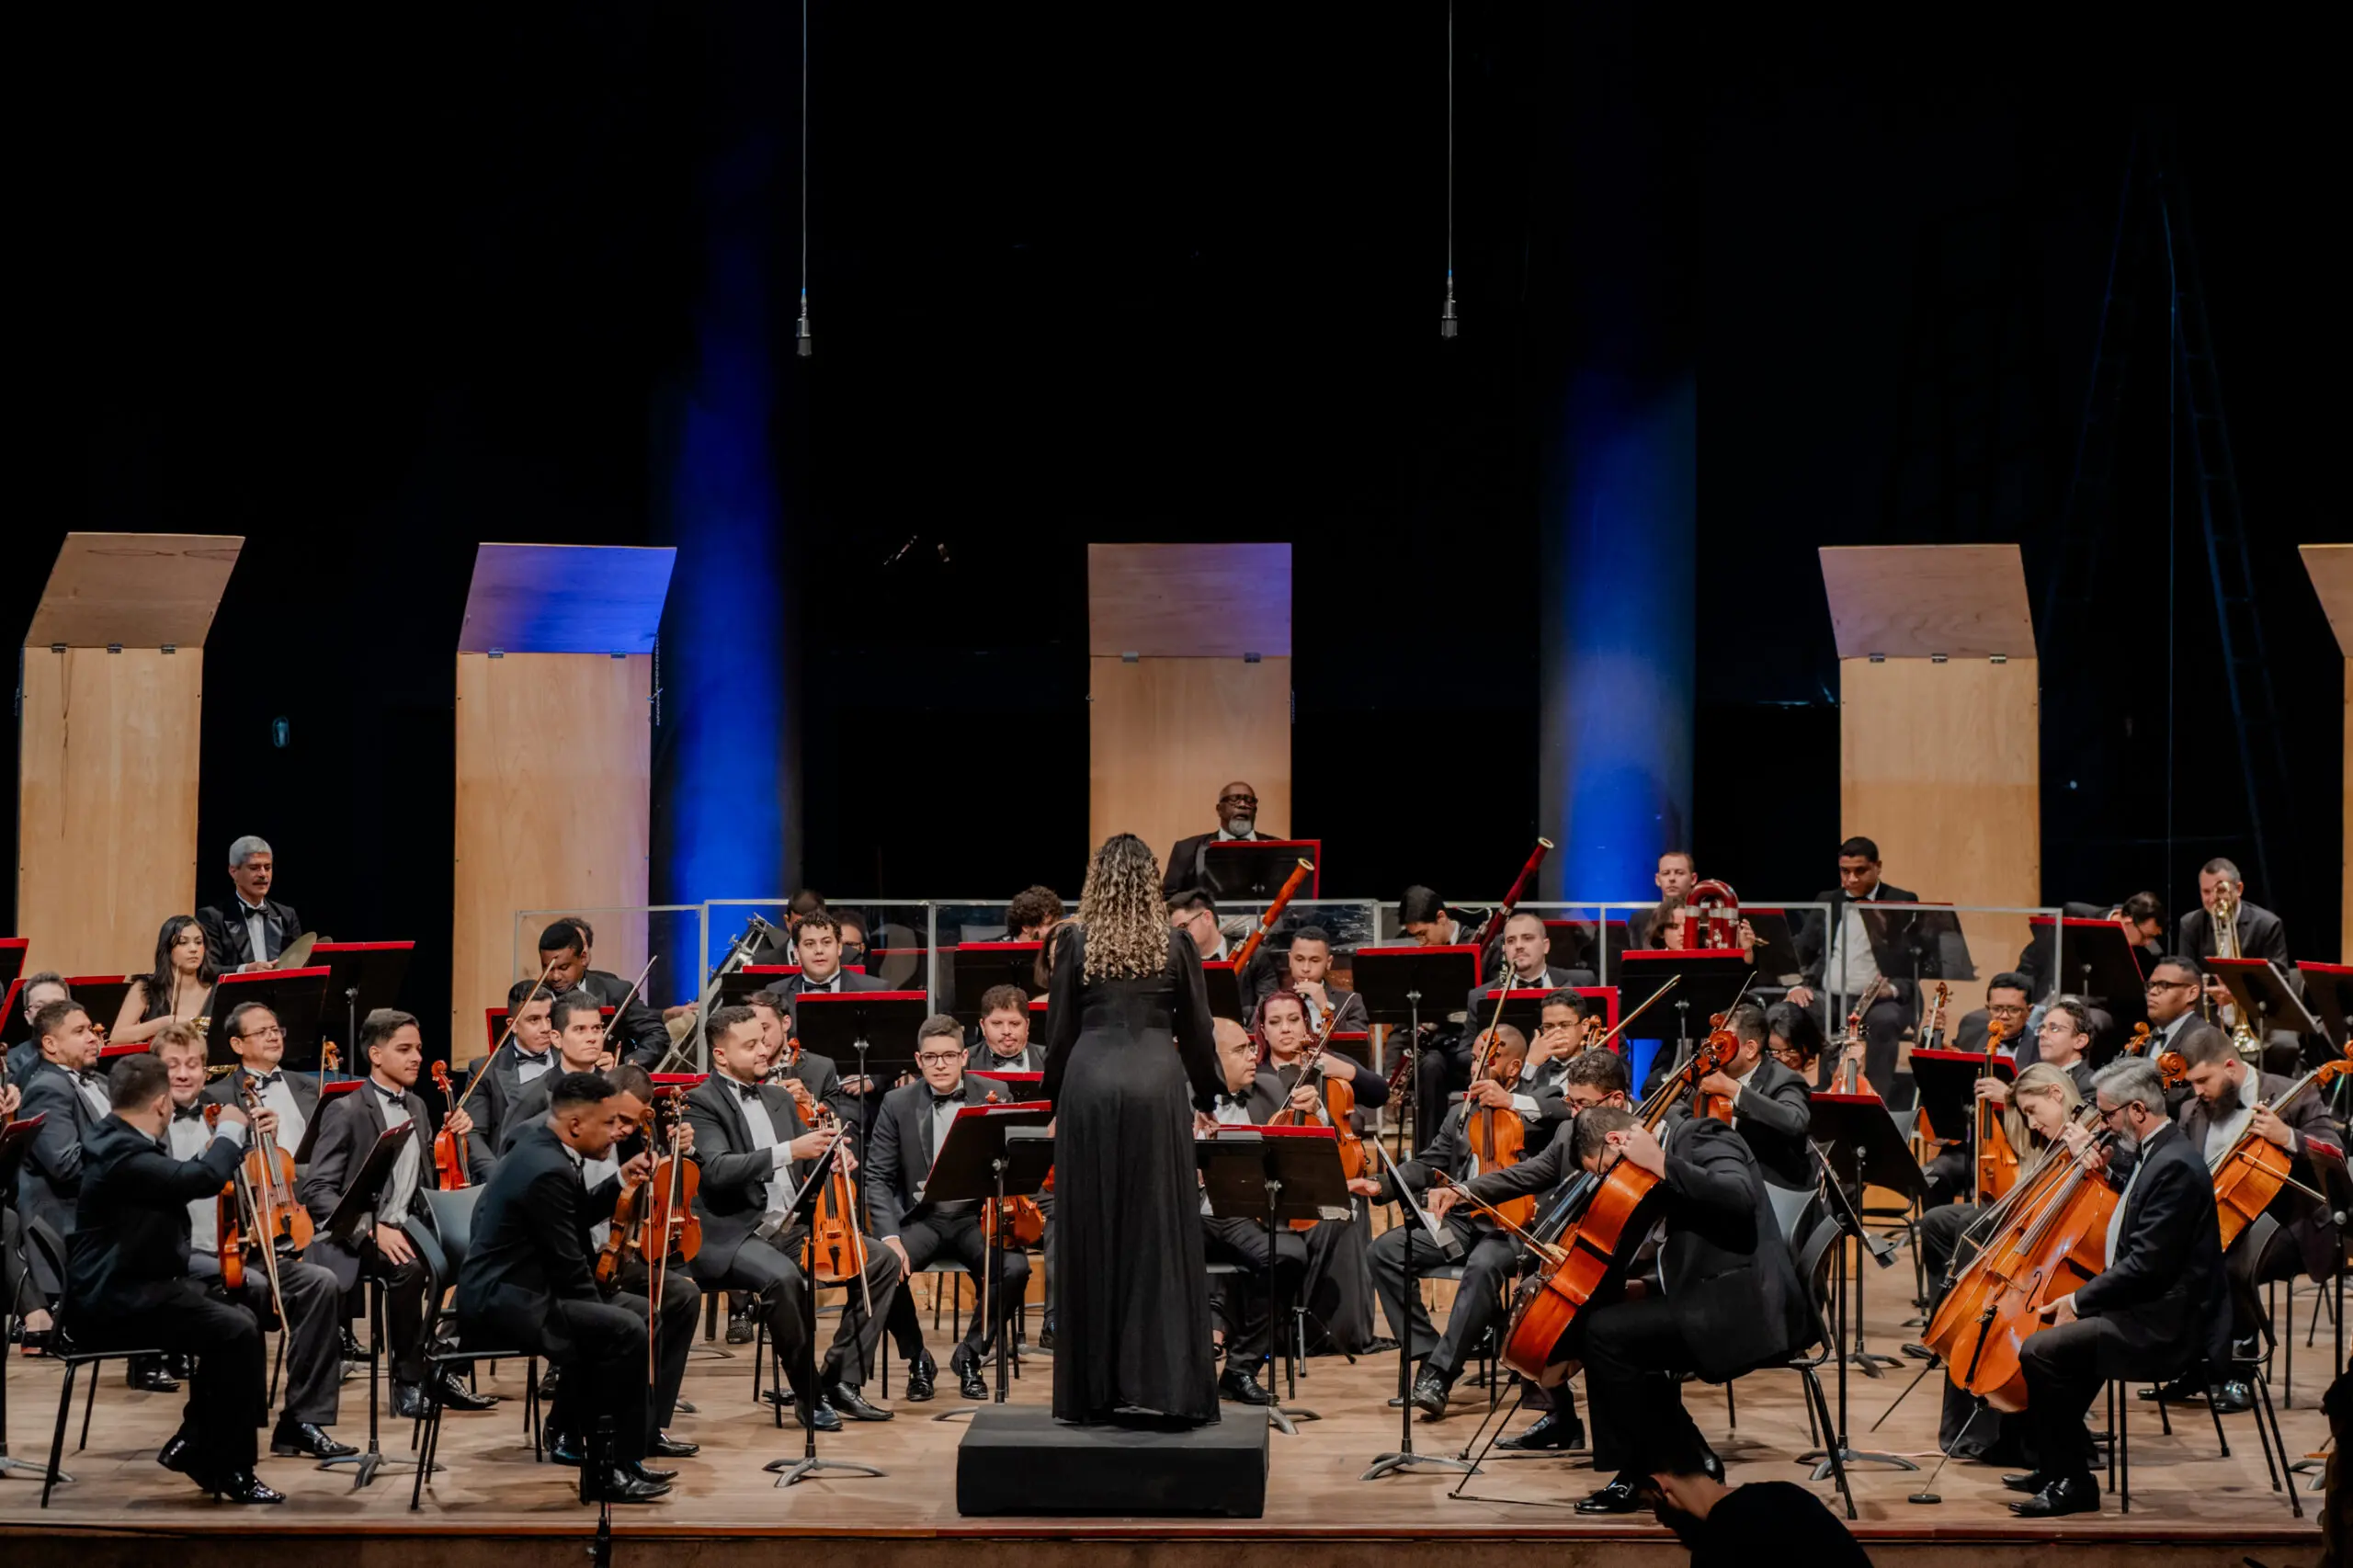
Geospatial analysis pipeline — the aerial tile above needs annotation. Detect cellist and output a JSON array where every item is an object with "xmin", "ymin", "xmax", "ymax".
[
  {"xmin": 1429, "ymin": 1095, "xmax": 1811, "ymax": 1515},
  {"xmin": 2154, "ymin": 1023, "xmax": 2341, "ymax": 1416},
  {"xmin": 2006, "ymin": 1058, "xmax": 2223, "ymax": 1518},
  {"xmin": 155, "ymin": 1023, "xmax": 355, "ymax": 1462},
  {"xmin": 1366, "ymin": 1025, "xmax": 1540, "ymax": 1422}
]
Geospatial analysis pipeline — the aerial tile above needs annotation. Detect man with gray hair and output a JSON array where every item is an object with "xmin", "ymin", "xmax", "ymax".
[{"xmin": 197, "ymin": 835, "xmax": 303, "ymax": 972}]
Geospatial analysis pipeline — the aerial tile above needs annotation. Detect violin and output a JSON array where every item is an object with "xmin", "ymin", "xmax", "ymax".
[
  {"xmin": 1267, "ymin": 1007, "xmax": 1367, "ymax": 1229},
  {"xmin": 976, "ymin": 1085, "xmax": 1049, "ymax": 1247},
  {"xmin": 2209, "ymin": 1040, "xmax": 2353, "ymax": 1254},
  {"xmin": 599, "ymin": 1090, "xmax": 701, "ymax": 1290},
  {"xmin": 1696, "ymin": 1013, "xmax": 1742, "ymax": 1121},
  {"xmin": 428, "ymin": 1060, "xmax": 469, "ymax": 1190},
  {"xmin": 1972, "ymin": 1017, "xmax": 2015, "ymax": 1203},
  {"xmin": 204, "ymin": 1104, "xmax": 245, "ymax": 1290},
  {"xmin": 801, "ymin": 1104, "xmax": 870, "ymax": 1290},
  {"xmin": 1923, "ymin": 1104, "xmax": 2117, "ymax": 1410},
  {"xmin": 1461, "ymin": 1027, "xmax": 1535, "ymax": 1230},
  {"xmin": 238, "ymin": 1075, "xmax": 313, "ymax": 1253}
]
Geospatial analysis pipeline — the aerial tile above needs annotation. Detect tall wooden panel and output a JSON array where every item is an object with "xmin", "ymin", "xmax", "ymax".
[
  {"xmin": 1822, "ymin": 545, "xmax": 2039, "ymax": 1010},
  {"xmin": 17, "ymin": 534, "xmax": 241, "ymax": 972},
  {"xmin": 2302, "ymin": 544, "xmax": 2353, "ymax": 962},
  {"xmin": 1086, "ymin": 544, "xmax": 1291, "ymax": 879},
  {"xmin": 450, "ymin": 544, "xmax": 674, "ymax": 1059}
]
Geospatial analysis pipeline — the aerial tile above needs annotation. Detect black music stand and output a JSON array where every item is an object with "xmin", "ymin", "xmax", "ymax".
[
  {"xmin": 914, "ymin": 1112, "xmax": 1053, "ymax": 1421},
  {"xmin": 763, "ymin": 1133, "xmax": 889, "ymax": 1488},
  {"xmin": 1199, "ymin": 840, "xmax": 1322, "ymax": 901},
  {"xmin": 2300, "ymin": 961, "xmax": 2353, "ymax": 1051},
  {"xmin": 1617, "ymin": 950, "xmax": 1751, "ymax": 1074},
  {"xmin": 2208, "ymin": 956, "xmax": 2323, "ymax": 1045},
  {"xmin": 2027, "ymin": 916, "xmax": 2151, "ymax": 1029},
  {"xmin": 63, "ymin": 976, "xmax": 134, "ymax": 1045},
  {"xmin": 205, "ymin": 965, "xmax": 333, "ymax": 1070},
  {"xmin": 0, "ymin": 938, "xmax": 25, "ymax": 993},
  {"xmin": 0, "ymin": 1110, "xmax": 63, "ymax": 1485},
  {"xmin": 319, "ymin": 1122, "xmax": 431, "ymax": 1489},
  {"xmin": 308, "ymin": 942, "xmax": 413, "ymax": 1059},
  {"xmin": 1803, "ymin": 1096, "xmax": 1922, "ymax": 1476},
  {"xmin": 1462, "ymin": 988, "xmax": 1552, "ymax": 1044},
  {"xmin": 1350, "ymin": 944, "xmax": 1480, "ymax": 1482},
  {"xmin": 1907, "ymin": 1047, "xmax": 2016, "ymax": 1149},
  {"xmin": 1199, "ymin": 1126, "xmax": 1348, "ymax": 1437},
  {"xmin": 951, "ymin": 944, "xmax": 1045, "ymax": 1028},
  {"xmin": 794, "ymin": 991, "xmax": 927, "ymax": 1145}
]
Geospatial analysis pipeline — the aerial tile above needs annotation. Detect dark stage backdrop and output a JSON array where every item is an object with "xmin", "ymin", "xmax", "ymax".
[{"xmin": 8, "ymin": 8, "xmax": 2342, "ymax": 1049}]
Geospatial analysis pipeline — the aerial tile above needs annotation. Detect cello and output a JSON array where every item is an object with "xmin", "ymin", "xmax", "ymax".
[{"xmin": 2207, "ymin": 1039, "xmax": 2353, "ymax": 1253}]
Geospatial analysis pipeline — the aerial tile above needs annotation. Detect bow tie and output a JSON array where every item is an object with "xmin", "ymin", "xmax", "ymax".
[
  {"xmin": 930, "ymin": 1089, "xmax": 965, "ymax": 1108},
  {"xmin": 246, "ymin": 1072, "xmax": 283, "ymax": 1092},
  {"xmin": 172, "ymin": 1103, "xmax": 209, "ymax": 1122},
  {"xmin": 733, "ymin": 1081, "xmax": 766, "ymax": 1104},
  {"xmin": 375, "ymin": 1085, "xmax": 408, "ymax": 1108},
  {"xmin": 513, "ymin": 1049, "xmax": 550, "ymax": 1067},
  {"xmin": 1217, "ymin": 1091, "xmax": 1248, "ymax": 1108}
]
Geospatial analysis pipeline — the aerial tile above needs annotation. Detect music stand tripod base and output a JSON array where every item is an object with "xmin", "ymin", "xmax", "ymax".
[
  {"xmin": 767, "ymin": 1453, "xmax": 889, "ymax": 1486},
  {"xmin": 1362, "ymin": 1449, "xmax": 1476, "ymax": 1481}
]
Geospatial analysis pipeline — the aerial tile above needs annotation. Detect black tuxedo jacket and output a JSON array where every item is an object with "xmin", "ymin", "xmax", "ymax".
[
  {"xmin": 1464, "ymin": 966, "xmax": 1581, "ymax": 1035},
  {"xmin": 196, "ymin": 895, "xmax": 303, "ymax": 971},
  {"xmin": 296, "ymin": 1078, "xmax": 443, "ymax": 1292},
  {"xmin": 1793, "ymin": 881, "xmax": 1926, "ymax": 1005},
  {"xmin": 66, "ymin": 1114, "xmax": 244, "ymax": 1318},
  {"xmin": 455, "ymin": 1121, "xmax": 620, "ymax": 1358},
  {"xmin": 1663, "ymin": 1056, "xmax": 1816, "ymax": 1191},
  {"xmin": 1161, "ymin": 828, "xmax": 1280, "ymax": 899},
  {"xmin": 467, "ymin": 1042, "xmax": 561, "ymax": 1174},
  {"xmin": 965, "ymin": 1040, "xmax": 1048, "ymax": 1076},
  {"xmin": 199, "ymin": 1067, "xmax": 324, "ymax": 1139},
  {"xmin": 574, "ymin": 968, "xmax": 672, "ymax": 1066},
  {"xmin": 862, "ymin": 1077, "xmax": 987, "ymax": 1240},
  {"xmin": 14, "ymin": 1059, "xmax": 104, "ymax": 1239},
  {"xmin": 684, "ymin": 1074, "xmax": 822, "ymax": 1282},
  {"xmin": 2179, "ymin": 899, "xmax": 2291, "ymax": 968},
  {"xmin": 2176, "ymin": 1069, "xmax": 2343, "ymax": 1280},
  {"xmin": 779, "ymin": 1045, "xmax": 858, "ymax": 1130},
  {"xmin": 1466, "ymin": 1114, "xmax": 1813, "ymax": 1381},
  {"xmin": 2073, "ymin": 1121, "xmax": 2225, "ymax": 1369}
]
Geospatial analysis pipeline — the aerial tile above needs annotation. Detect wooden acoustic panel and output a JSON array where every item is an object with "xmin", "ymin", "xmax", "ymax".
[
  {"xmin": 457, "ymin": 543, "xmax": 676, "ymax": 655},
  {"xmin": 17, "ymin": 648, "xmax": 203, "ymax": 973},
  {"xmin": 2306, "ymin": 547, "xmax": 2353, "ymax": 962},
  {"xmin": 452, "ymin": 653, "xmax": 652, "ymax": 1061},
  {"xmin": 25, "ymin": 533, "xmax": 244, "ymax": 650},
  {"xmin": 1820, "ymin": 544, "xmax": 2034, "ymax": 661},
  {"xmin": 1088, "ymin": 656, "xmax": 1291, "ymax": 884},
  {"xmin": 1086, "ymin": 543, "xmax": 1291, "ymax": 659}
]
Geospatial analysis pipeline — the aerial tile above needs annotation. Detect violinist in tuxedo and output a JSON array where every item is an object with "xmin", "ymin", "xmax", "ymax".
[
  {"xmin": 298, "ymin": 1009, "xmax": 496, "ymax": 1419},
  {"xmin": 156, "ymin": 1024, "xmax": 353, "ymax": 1460},
  {"xmin": 537, "ymin": 921, "xmax": 670, "ymax": 1068},
  {"xmin": 870, "ymin": 1016, "xmax": 1032, "ymax": 1403},
  {"xmin": 1436, "ymin": 1099, "xmax": 1811, "ymax": 1513},
  {"xmin": 967, "ymin": 984, "xmax": 1048, "ymax": 1074},
  {"xmin": 1788, "ymin": 835, "xmax": 1924, "ymax": 1091},
  {"xmin": 2009, "ymin": 1058, "xmax": 2225, "ymax": 1518},
  {"xmin": 66, "ymin": 1054, "xmax": 281, "ymax": 1503},
  {"xmin": 685, "ymin": 1005, "xmax": 901, "ymax": 1426},
  {"xmin": 197, "ymin": 835, "xmax": 303, "ymax": 973},
  {"xmin": 1676, "ymin": 1002, "xmax": 1815, "ymax": 1192},
  {"xmin": 12, "ymin": 998, "xmax": 108, "ymax": 1330},
  {"xmin": 1412, "ymin": 911, "xmax": 1584, "ymax": 1141},
  {"xmin": 5, "ymin": 971, "xmax": 72, "ymax": 1091},
  {"xmin": 497, "ymin": 993, "xmax": 620, "ymax": 1154},
  {"xmin": 1161, "ymin": 781, "xmax": 1277, "ymax": 899},
  {"xmin": 748, "ymin": 991, "xmax": 854, "ymax": 1124},
  {"xmin": 2157, "ymin": 1026, "xmax": 2342, "ymax": 1415},
  {"xmin": 466, "ymin": 981, "xmax": 565, "ymax": 1171},
  {"xmin": 199, "ymin": 1002, "xmax": 322, "ymax": 1162}
]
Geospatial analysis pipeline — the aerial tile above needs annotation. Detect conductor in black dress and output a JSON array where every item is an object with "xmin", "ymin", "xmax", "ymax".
[{"xmin": 1044, "ymin": 833, "xmax": 1224, "ymax": 1426}]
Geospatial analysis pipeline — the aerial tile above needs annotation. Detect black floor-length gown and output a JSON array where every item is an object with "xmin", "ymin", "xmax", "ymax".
[{"xmin": 1042, "ymin": 926, "xmax": 1223, "ymax": 1425}]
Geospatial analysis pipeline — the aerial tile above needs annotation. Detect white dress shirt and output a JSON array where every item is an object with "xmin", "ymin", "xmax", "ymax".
[
  {"xmin": 74, "ymin": 1071, "xmax": 113, "ymax": 1121},
  {"xmin": 241, "ymin": 1069, "xmax": 308, "ymax": 1157},
  {"xmin": 373, "ymin": 1082, "xmax": 422, "ymax": 1226},
  {"xmin": 2106, "ymin": 1121, "xmax": 2176, "ymax": 1267},
  {"xmin": 511, "ymin": 1047, "xmax": 555, "ymax": 1086},
  {"xmin": 236, "ymin": 891, "xmax": 275, "ymax": 964},
  {"xmin": 1829, "ymin": 889, "xmax": 1883, "ymax": 999}
]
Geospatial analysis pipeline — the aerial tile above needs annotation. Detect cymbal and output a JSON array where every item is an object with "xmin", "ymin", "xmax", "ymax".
[{"xmin": 274, "ymin": 932, "xmax": 320, "ymax": 971}]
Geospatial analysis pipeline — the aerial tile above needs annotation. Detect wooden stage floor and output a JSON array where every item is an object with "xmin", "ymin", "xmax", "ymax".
[{"xmin": 0, "ymin": 1261, "xmax": 2333, "ymax": 1567}]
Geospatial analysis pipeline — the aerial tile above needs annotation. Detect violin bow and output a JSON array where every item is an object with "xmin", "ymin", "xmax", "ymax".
[
  {"xmin": 458, "ymin": 953, "xmax": 565, "ymax": 1110},
  {"xmin": 1427, "ymin": 1173, "xmax": 1565, "ymax": 1261},
  {"xmin": 597, "ymin": 956, "xmax": 660, "ymax": 1052}
]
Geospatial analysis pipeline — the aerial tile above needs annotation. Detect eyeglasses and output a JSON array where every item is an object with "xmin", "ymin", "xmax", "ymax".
[
  {"xmin": 236, "ymin": 1026, "xmax": 286, "ymax": 1041},
  {"xmin": 915, "ymin": 1051, "xmax": 963, "ymax": 1066},
  {"xmin": 2145, "ymin": 979, "xmax": 2198, "ymax": 992},
  {"xmin": 1219, "ymin": 792, "xmax": 1258, "ymax": 806}
]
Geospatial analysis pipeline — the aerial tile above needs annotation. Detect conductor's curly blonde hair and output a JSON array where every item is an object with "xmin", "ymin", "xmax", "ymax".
[{"xmin": 1078, "ymin": 833, "xmax": 1171, "ymax": 983}]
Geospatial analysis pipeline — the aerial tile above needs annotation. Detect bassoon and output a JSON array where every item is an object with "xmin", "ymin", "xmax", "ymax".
[
  {"xmin": 1468, "ymin": 838, "xmax": 1554, "ymax": 951},
  {"xmin": 1228, "ymin": 858, "xmax": 1315, "ymax": 973}
]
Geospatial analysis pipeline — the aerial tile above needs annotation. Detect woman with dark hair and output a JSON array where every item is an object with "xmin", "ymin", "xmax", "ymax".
[
  {"xmin": 1765, "ymin": 1000, "xmax": 1826, "ymax": 1077},
  {"xmin": 1043, "ymin": 833, "xmax": 1223, "ymax": 1426},
  {"xmin": 113, "ymin": 915, "xmax": 220, "ymax": 1044}
]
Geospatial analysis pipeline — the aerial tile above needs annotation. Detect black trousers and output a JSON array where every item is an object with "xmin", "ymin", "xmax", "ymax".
[
  {"xmin": 600, "ymin": 1256, "xmax": 699, "ymax": 1430},
  {"xmin": 539, "ymin": 1295, "xmax": 652, "ymax": 1464},
  {"xmin": 82, "ymin": 1279, "xmax": 265, "ymax": 1479},
  {"xmin": 1203, "ymin": 1214, "xmax": 1309, "ymax": 1362},
  {"xmin": 358, "ymin": 1247, "xmax": 430, "ymax": 1383},
  {"xmin": 1415, "ymin": 1040, "xmax": 1471, "ymax": 1152},
  {"xmin": 190, "ymin": 1250, "xmax": 343, "ymax": 1426},
  {"xmin": 1, "ymin": 1209, "xmax": 45, "ymax": 1321},
  {"xmin": 1573, "ymin": 1293, "xmax": 1712, "ymax": 1476},
  {"xmin": 1368, "ymin": 1216, "xmax": 1513, "ymax": 1382},
  {"xmin": 724, "ymin": 1233, "xmax": 901, "ymax": 1403},
  {"xmin": 2018, "ymin": 1315, "xmax": 2131, "ymax": 1482},
  {"xmin": 881, "ymin": 1212, "xmax": 1031, "ymax": 1365}
]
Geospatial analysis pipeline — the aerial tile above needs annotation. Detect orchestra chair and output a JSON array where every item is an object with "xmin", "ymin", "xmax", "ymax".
[
  {"xmin": 2105, "ymin": 1346, "xmax": 2238, "ymax": 1517},
  {"xmin": 1783, "ymin": 1216, "xmax": 1854, "ymax": 1520},
  {"xmin": 413, "ymin": 1187, "xmax": 540, "ymax": 1510},
  {"xmin": 40, "ymin": 1325, "xmax": 165, "ymax": 1507}
]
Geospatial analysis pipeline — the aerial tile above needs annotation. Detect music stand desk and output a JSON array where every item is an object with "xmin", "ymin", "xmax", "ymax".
[
  {"xmin": 206, "ymin": 965, "xmax": 333, "ymax": 1069},
  {"xmin": 2027, "ymin": 916, "xmax": 2150, "ymax": 1028},
  {"xmin": 2208, "ymin": 957, "xmax": 2322, "ymax": 1039},
  {"xmin": 2298, "ymin": 961, "xmax": 2353, "ymax": 1048},
  {"xmin": 1199, "ymin": 840, "xmax": 1322, "ymax": 901}
]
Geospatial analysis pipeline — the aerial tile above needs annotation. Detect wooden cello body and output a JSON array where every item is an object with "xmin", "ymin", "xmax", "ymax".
[{"xmin": 1500, "ymin": 1156, "xmax": 1660, "ymax": 1381}]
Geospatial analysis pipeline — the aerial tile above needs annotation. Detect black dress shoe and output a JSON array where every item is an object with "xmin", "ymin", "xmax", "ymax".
[
  {"xmin": 2141, "ymin": 1375, "xmax": 2205, "ymax": 1403},
  {"xmin": 435, "ymin": 1371, "xmax": 499, "ymax": 1412},
  {"xmin": 1495, "ymin": 1411, "xmax": 1586, "ymax": 1451},
  {"xmin": 726, "ymin": 1308, "xmax": 755, "ymax": 1346},
  {"xmin": 1700, "ymin": 1449, "xmax": 1724, "ymax": 1483},
  {"xmin": 539, "ymin": 1364, "xmax": 563, "ymax": 1399},
  {"xmin": 1406, "ymin": 1370, "xmax": 1451, "ymax": 1420},
  {"xmin": 649, "ymin": 1432, "xmax": 699, "ymax": 1459},
  {"xmin": 271, "ymin": 1421, "xmax": 358, "ymax": 1460},
  {"xmin": 799, "ymin": 1398, "xmax": 843, "ymax": 1434},
  {"xmin": 1219, "ymin": 1367, "xmax": 1275, "ymax": 1406},
  {"xmin": 549, "ymin": 1435, "xmax": 586, "ymax": 1467},
  {"xmin": 1363, "ymin": 1336, "xmax": 1400, "ymax": 1355},
  {"xmin": 339, "ymin": 1328, "xmax": 367, "ymax": 1361},
  {"xmin": 627, "ymin": 1458, "xmax": 679, "ymax": 1483},
  {"xmin": 674, "ymin": 1398, "xmax": 697, "ymax": 1415},
  {"xmin": 206, "ymin": 1470, "xmax": 287, "ymax": 1505},
  {"xmin": 826, "ymin": 1382, "xmax": 894, "ymax": 1421},
  {"xmin": 904, "ymin": 1349, "xmax": 937, "ymax": 1402},
  {"xmin": 127, "ymin": 1358, "xmax": 180, "ymax": 1394},
  {"xmin": 2208, "ymin": 1379, "xmax": 2254, "ymax": 1415},
  {"xmin": 1574, "ymin": 1476, "xmax": 1643, "ymax": 1515},
  {"xmin": 1037, "ymin": 1315, "xmax": 1055, "ymax": 1351},
  {"xmin": 2009, "ymin": 1473, "xmax": 2099, "ymax": 1517},
  {"xmin": 1901, "ymin": 1342, "xmax": 1935, "ymax": 1360},
  {"xmin": 2000, "ymin": 1469, "xmax": 2046, "ymax": 1494},
  {"xmin": 954, "ymin": 1352, "xmax": 989, "ymax": 1402},
  {"xmin": 581, "ymin": 1466, "xmax": 670, "ymax": 1505},
  {"xmin": 157, "ymin": 1433, "xmax": 196, "ymax": 1475}
]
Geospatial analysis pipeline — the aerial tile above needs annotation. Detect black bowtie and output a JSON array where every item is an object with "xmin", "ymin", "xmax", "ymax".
[
  {"xmin": 1217, "ymin": 1091, "xmax": 1248, "ymax": 1109},
  {"xmin": 375, "ymin": 1085, "xmax": 407, "ymax": 1108},
  {"xmin": 513, "ymin": 1049, "xmax": 550, "ymax": 1067},
  {"xmin": 930, "ymin": 1089, "xmax": 965, "ymax": 1108},
  {"xmin": 733, "ymin": 1081, "xmax": 766, "ymax": 1103},
  {"xmin": 247, "ymin": 1072, "xmax": 283, "ymax": 1092},
  {"xmin": 172, "ymin": 1103, "xmax": 208, "ymax": 1122}
]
